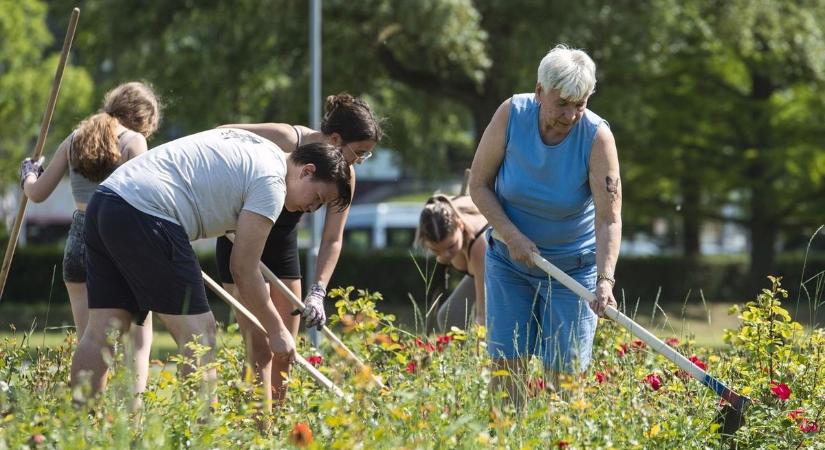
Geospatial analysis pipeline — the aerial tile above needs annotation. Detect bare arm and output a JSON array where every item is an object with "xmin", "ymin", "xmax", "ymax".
[
  {"xmin": 218, "ymin": 123, "xmax": 299, "ymax": 151},
  {"xmin": 23, "ymin": 135, "xmax": 71, "ymax": 203},
  {"xmin": 231, "ymin": 210, "xmax": 293, "ymax": 353},
  {"xmin": 469, "ymin": 237, "xmax": 486, "ymax": 326},
  {"xmin": 469, "ymin": 98, "xmax": 538, "ymax": 266},
  {"xmin": 311, "ymin": 166, "xmax": 355, "ymax": 286},
  {"xmin": 587, "ymin": 125, "xmax": 622, "ymax": 316}
]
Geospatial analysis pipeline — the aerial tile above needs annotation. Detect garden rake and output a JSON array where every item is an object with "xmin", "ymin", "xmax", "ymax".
[
  {"xmin": 224, "ymin": 233, "xmax": 386, "ymax": 390},
  {"xmin": 201, "ymin": 271, "xmax": 348, "ymax": 401},
  {"xmin": 491, "ymin": 231, "xmax": 751, "ymax": 433}
]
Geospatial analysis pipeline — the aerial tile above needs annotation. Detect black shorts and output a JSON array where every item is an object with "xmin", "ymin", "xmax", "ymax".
[
  {"xmin": 85, "ymin": 187, "xmax": 210, "ymax": 324},
  {"xmin": 215, "ymin": 209, "xmax": 304, "ymax": 284}
]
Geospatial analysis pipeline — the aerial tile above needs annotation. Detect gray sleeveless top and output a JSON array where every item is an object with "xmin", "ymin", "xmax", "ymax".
[{"xmin": 68, "ymin": 129, "xmax": 140, "ymax": 204}]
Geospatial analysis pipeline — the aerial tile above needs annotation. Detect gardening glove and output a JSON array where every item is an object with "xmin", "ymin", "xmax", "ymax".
[
  {"xmin": 19, "ymin": 156, "xmax": 45, "ymax": 187},
  {"xmin": 292, "ymin": 282, "xmax": 326, "ymax": 330}
]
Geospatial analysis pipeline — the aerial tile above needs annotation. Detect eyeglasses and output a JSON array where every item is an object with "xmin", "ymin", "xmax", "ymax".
[{"xmin": 343, "ymin": 144, "xmax": 373, "ymax": 164}]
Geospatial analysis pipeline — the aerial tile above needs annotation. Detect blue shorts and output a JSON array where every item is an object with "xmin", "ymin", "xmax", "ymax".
[
  {"xmin": 84, "ymin": 187, "xmax": 210, "ymax": 325},
  {"xmin": 484, "ymin": 232, "xmax": 598, "ymax": 373}
]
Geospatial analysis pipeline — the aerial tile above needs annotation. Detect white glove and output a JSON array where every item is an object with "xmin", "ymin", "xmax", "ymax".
[{"xmin": 292, "ymin": 282, "xmax": 326, "ymax": 330}]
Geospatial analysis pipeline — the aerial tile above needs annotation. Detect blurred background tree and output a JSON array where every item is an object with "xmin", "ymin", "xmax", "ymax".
[
  {"xmin": 2, "ymin": 0, "xmax": 822, "ymax": 285},
  {"xmin": 0, "ymin": 0, "xmax": 93, "ymax": 185}
]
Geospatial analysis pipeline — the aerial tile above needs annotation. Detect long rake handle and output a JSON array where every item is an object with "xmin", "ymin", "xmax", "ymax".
[
  {"xmin": 201, "ymin": 271, "xmax": 347, "ymax": 400},
  {"xmin": 0, "ymin": 8, "xmax": 80, "ymax": 301},
  {"xmin": 491, "ymin": 231, "xmax": 751, "ymax": 412},
  {"xmin": 225, "ymin": 233, "xmax": 385, "ymax": 390}
]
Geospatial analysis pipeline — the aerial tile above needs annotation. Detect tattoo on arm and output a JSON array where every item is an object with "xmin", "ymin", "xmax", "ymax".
[{"xmin": 605, "ymin": 176, "xmax": 620, "ymax": 201}]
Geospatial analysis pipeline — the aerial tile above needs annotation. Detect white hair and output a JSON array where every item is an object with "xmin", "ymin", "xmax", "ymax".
[{"xmin": 537, "ymin": 44, "xmax": 596, "ymax": 102}]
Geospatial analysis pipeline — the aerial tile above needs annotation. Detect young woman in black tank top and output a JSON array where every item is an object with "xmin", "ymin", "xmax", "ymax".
[
  {"xmin": 215, "ymin": 93, "xmax": 383, "ymax": 408},
  {"xmin": 417, "ymin": 194, "xmax": 489, "ymax": 332}
]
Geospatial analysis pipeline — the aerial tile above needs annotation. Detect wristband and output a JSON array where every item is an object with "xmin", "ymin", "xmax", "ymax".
[{"xmin": 597, "ymin": 273, "xmax": 615, "ymax": 287}]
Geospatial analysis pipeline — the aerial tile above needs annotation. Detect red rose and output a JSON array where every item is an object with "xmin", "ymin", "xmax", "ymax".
[
  {"xmin": 799, "ymin": 420, "xmax": 818, "ymax": 434},
  {"xmin": 644, "ymin": 373, "xmax": 663, "ymax": 391},
  {"xmin": 770, "ymin": 380, "xmax": 791, "ymax": 401},
  {"xmin": 306, "ymin": 355, "xmax": 323, "ymax": 367},
  {"xmin": 595, "ymin": 371, "xmax": 607, "ymax": 384},
  {"xmin": 406, "ymin": 361, "xmax": 418, "ymax": 374},
  {"xmin": 688, "ymin": 354, "xmax": 707, "ymax": 371},
  {"xmin": 665, "ymin": 337, "xmax": 680, "ymax": 347}
]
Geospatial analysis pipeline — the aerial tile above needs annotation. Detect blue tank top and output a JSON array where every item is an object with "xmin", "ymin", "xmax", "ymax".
[{"xmin": 495, "ymin": 93, "xmax": 607, "ymax": 258}]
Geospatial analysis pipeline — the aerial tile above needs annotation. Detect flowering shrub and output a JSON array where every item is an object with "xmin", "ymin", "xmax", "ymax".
[{"xmin": 0, "ymin": 277, "xmax": 822, "ymax": 448}]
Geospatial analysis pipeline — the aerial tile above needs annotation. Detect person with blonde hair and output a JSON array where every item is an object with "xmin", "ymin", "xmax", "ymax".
[
  {"xmin": 20, "ymin": 81, "xmax": 161, "ymax": 401},
  {"xmin": 469, "ymin": 44, "xmax": 622, "ymax": 406},
  {"xmin": 217, "ymin": 92, "xmax": 383, "ymax": 408},
  {"xmin": 417, "ymin": 194, "xmax": 488, "ymax": 332}
]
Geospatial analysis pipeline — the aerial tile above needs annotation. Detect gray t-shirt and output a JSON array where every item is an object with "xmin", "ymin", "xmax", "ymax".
[{"xmin": 102, "ymin": 128, "xmax": 286, "ymax": 240}]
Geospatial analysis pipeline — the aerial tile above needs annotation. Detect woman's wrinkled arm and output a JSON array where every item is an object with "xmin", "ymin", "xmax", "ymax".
[
  {"xmin": 587, "ymin": 125, "xmax": 622, "ymax": 316},
  {"xmin": 469, "ymin": 98, "xmax": 537, "ymax": 266}
]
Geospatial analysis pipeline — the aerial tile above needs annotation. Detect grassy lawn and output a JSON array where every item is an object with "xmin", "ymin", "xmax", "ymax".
[{"xmin": 1, "ymin": 299, "xmax": 742, "ymax": 354}]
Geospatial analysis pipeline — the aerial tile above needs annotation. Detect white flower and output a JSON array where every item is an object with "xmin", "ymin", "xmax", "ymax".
[{"xmin": 0, "ymin": 380, "xmax": 8, "ymax": 393}]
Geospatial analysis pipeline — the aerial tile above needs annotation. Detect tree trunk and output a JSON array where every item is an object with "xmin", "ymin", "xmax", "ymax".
[
  {"xmin": 680, "ymin": 165, "xmax": 701, "ymax": 258},
  {"xmin": 749, "ymin": 215, "xmax": 779, "ymax": 295}
]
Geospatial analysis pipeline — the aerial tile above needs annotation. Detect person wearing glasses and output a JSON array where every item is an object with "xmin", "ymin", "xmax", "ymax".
[{"xmin": 217, "ymin": 92, "xmax": 382, "ymax": 408}]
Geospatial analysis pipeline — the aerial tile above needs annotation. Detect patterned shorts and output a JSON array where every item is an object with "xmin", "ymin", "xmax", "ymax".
[{"xmin": 62, "ymin": 210, "xmax": 86, "ymax": 283}]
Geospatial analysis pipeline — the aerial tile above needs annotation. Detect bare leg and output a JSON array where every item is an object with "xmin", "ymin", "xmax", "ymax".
[
  {"xmin": 70, "ymin": 308, "xmax": 132, "ymax": 401},
  {"xmin": 269, "ymin": 278, "xmax": 301, "ymax": 404},
  {"xmin": 127, "ymin": 312, "xmax": 153, "ymax": 410},
  {"xmin": 157, "ymin": 311, "xmax": 218, "ymax": 406},
  {"xmin": 65, "ymin": 282, "xmax": 89, "ymax": 338},
  {"xmin": 490, "ymin": 357, "xmax": 528, "ymax": 410}
]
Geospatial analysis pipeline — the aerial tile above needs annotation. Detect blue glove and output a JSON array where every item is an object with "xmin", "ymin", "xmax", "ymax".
[
  {"xmin": 292, "ymin": 282, "xmax": 326, "ymax": 330},
  {"xmin": 20, "ymin": 157, "xmax": 45, "ymax": 187}
]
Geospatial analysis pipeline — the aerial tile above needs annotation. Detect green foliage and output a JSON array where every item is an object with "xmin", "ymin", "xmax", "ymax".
[
  {"xmin": 722, "ymin": 276, "xmax": 825, "ymax": 447},
  {"xmin": 1, "ymin": 278, "xmax": 823, "ymax": 447},
  {"xmin": 0, "ymin": 0, "xmax": 94, "ymax": 185}
]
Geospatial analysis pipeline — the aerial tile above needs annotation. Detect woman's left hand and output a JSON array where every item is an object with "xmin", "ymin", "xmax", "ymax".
[{"xmin": 589, "ymin": 280, "xmax": 617, "ymax": 317}]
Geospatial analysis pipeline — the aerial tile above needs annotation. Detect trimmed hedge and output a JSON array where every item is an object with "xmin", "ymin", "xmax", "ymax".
[{"xmin": 2, "ymin": 245, "xmax": 823, "ymax": 314}]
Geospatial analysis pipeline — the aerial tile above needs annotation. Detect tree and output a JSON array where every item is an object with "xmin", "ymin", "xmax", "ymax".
[{"xmin": 0, "ymin": 0, "xmax": 93, "ymax": 186}]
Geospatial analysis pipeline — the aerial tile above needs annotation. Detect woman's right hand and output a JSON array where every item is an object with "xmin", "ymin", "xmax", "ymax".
[
  {"xmin": 504, "ymin": 231, "xmax": 539, "ymax": 267},
  {"xmin": 269, "ymin": 329, "xmax": 296, "ymax": 363}
]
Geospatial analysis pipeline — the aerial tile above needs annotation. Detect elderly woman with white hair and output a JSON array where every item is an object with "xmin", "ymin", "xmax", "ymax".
[{"xmin": 469, "ymin": 44, "xmax": 621, "ymax": 404}]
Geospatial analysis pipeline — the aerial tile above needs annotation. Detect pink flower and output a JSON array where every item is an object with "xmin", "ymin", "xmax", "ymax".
[
  {"xmin": 306, "ymin": 355, "xmax": 323, "ymax": 367},
  {"xmin": 616, "ymin": 343, "xmax": 629, "ymax": 357},
  {"xmin": 688, "ymin": 354, "xmax": 707, "ymax": 371},
  {"xmin": 595, "ymin": 371, "xmax": 607, "ymax": 384},
  {"xmin": 31, "ymin": 434, "xmax": 46, "ymax": 445},
  {"xmin": 527, "ymin": 378, "xmax": 546, "ymax": 397},
  {"xmin": 665, "ymin": 337, "xmax": 680, "ymax": 347},
  {"xmin": 644, "ymin": 373, "xmax": 662, "ymax": 391},
  {"xmin": 800, "ymin": 420, "xmax": 818, "ymax": 434},
  {"xmin": 405, "ymin": 361, "xmax": 418, "ymax": 374},
  {"xmin": 787, "ymin": 408, "xmax": 805, "ymax": 421},
  {"xmin": 770, "ymin": 380, "xmax": 791, "ymax": 401}
]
